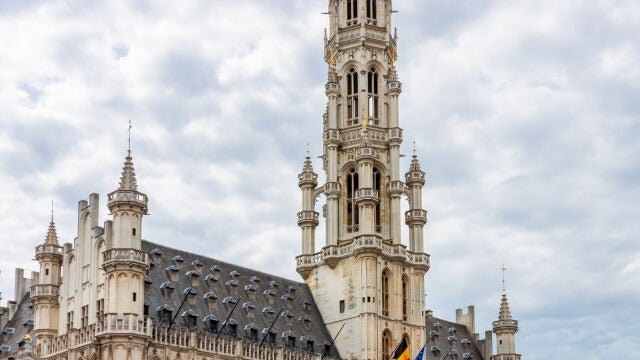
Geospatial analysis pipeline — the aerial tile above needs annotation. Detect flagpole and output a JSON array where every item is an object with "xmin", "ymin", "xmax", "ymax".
[
  {"xmin": 258, "ymin": 307, "xmax": 283, "ymax": 348},
  {"xmin": 387, "ymin": 337, "xmax": 406, "ymax": 360},
  {"xmin": 321, "ymin": 323, "xmax": 345, "ymax": 360},
  {"xmin": 216, "ymin": 297, "xmax": 242, "ymax": 340}
]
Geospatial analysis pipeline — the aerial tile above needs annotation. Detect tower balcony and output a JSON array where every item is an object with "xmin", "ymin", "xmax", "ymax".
[
  {"xmin": 95, "ymin": 313, "xmax": 151, "ymax": 337},
  {"xmin": 405, "ymin": 209, "xmax": 428, "ymax": 225},
  {"xmin": 107, "ymin": 190, "xmax": 148, "ymax": 213},
  {"xmin": 387, "ymin": 181, "xmax": 404, "ymax": 197},
  {"xmin": 405, "ymin": 171, "xmax": 426, "ymax": 185},
  {"xmin": 34, "ymin": 244, "xmax": 63, "ymax": 261},
  {"xmin": 324, "ymin": 129, "xmax": 340, "ymax": 145},
  {"xmin": 355, "ymin": 188, "xmax": 379, "ymax": 203},
  {"xmin": 30, "ymin": 284, "xmax": 59, "ymax": 298},
  {"xmin": 298, "ymin": 172, "xmax": 318, "ymax": 188},
  {"xmin": 324, "ymin": 182, "xmax": 341, "ymax": 197},
  {"xmin": 387, "ymin": 81, "xmax": 402, "ymax": 95},
  {"xmin": 297, "ymin": 211, "xmax": 319, "ymax": 227},
  {"xmin": 355, "ymin": 147, "xmax": 378, "ymax": 162},
  {"xmin": 296, "ymin": 235, "xmax": 425, "ymax": 273},
  {"xmin": 326, "ymin": 25, "xmax": 397, "ymax": 51},
  {"xmin": 102, "ymin": 248, "xmax": 149, "ymax": 270},
  {"xmin": 388, "ymin": 128, "xmax": 403, "ymax": 144},
  {"xmin": 490, "ymin": 354, "xmax": 522, "ymax": 360},
  {"xmin": 492, "ymin": 319, "xmax": 519, "ymax": 332},
  {"xmin": 325, "ymin": 82, "xmax": 340, "ymax": 95}
]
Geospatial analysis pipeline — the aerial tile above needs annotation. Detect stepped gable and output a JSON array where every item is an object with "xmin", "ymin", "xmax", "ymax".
[
  {"xmin": 0, "ymin": 293, "xmax": 33, "ymax": 356},
  {"xmin": 424, "ymin": 315, "xmax": 486, "ymax": 360},
  {"xmin": 142, "ymin": 240, "xmax": 339, "ymax": 356}
]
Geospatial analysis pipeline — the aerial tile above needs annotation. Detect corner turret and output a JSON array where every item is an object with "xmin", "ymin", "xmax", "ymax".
[{"xmin": 491, "ymin": 267, "xmax": 521, "ymax": 360}]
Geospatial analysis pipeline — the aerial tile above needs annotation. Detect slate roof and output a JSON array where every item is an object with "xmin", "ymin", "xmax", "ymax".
[
  {"xmin": 0, "ymin": 293, "xmax": 34, "ymax": 356},
  {"xmin": 142, "ymin": 240, "xmax": 339, "ymax": 357},
  {"xmin": 424, "ymin": 315, "xmax": 486, "ymax": 360}
]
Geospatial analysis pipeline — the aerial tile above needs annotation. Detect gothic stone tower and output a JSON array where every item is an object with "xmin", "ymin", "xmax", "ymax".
[{"xmin": 296, "ymin": 1, "xmax": 430, "ymax": 359}]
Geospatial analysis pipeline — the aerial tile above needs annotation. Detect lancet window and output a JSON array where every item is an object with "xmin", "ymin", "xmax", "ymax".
[
  {"xmin": 382, "ymin": 330, "xmax": 392, "ymax": 360},
  {"xmin": 373, "ymin": 167, "xmax": 381, "ymax": 232},
  {"xmin": 382, "ymin": 270, "xmax": 390, "ymax": 316},
  {"xmin": 346, "ymin": 168, "xmax": 359, "ymax": 233},
  {"xmin": 367, "ymin": 67, "xmax": 379, "ymax": 125},
  {"xmin": 366, "ymin": 0, "xmax": 377, "ymax": 25},
  {"xmin": 402, "ymin": 275, "xmax": 409, "ymax": 321},
  {"xmin": 347, "ymin": 68, "xmax": 359, "ymax": 125},
  {"xmin": 346, "ymin": 0, "xmax": 358, "ymax": 26}
]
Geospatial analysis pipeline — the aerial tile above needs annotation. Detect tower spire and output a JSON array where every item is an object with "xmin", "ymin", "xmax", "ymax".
[
  {"xmin": 45, "ymin": 209, "xmax": 59, "ymax": 245},
  {"xmin": 492, "ymin": 265, "xmax": 520, "ymax": 359}
]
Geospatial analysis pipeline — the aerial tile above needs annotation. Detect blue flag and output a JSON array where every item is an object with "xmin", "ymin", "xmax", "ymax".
[{"xmin": 414, "ymin": 345, "xmax": 426, "ymax": 360}]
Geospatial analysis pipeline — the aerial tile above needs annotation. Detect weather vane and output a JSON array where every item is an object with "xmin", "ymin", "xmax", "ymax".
[{"xmin": 306, "ymin": 137, "xmax": 310, "ymax": 158}]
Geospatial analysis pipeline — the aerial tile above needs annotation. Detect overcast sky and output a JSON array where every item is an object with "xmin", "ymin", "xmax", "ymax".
[{"xmin": 1, "ymin": 1, "xmax": 639, "ymax": 359}]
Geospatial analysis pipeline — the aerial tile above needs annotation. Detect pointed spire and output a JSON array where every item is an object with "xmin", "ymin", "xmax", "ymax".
[
  {"xmin": 409, "ymin": 139, "xmax": 422, "ymax": 172},
  {"xmin": 499, "ymin": 290, "xmax": 512, "ymax": 320},
  {"xmin": 118, "ymin": 150, "xmax": 138, "ymax": 191},
  {"xmin": 45, "ymin": 214, "xmax": 59, "ymax": 245},
  {"xmin": 302, "ymin": 140, "xmax": 314, "ymax": 173}
]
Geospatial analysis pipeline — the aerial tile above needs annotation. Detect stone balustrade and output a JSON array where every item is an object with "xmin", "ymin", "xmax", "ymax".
[
  {"xmin": 102, "ymin": 248, "xmax": 149, "ymax": 267},
  {"xmin": 326, "ymin": 25, "xmax": 396, "ymax": 50},
  {"xmin": 297, "ymin": 211, "xmax": 319, "ymax": 227},
  {"xmin": 35, "ymin": 243, "xmax": 63, "ymax": 257},
  {"xmin": 355, "ymin": 188, "xmax": 379, "ymax": 203},
  {"xmin": 107, "ymin": 189, "xmax": 148, "ymax": 206},
  {"xmin": 95, "ymin": 313, "xmax": 150, "ymax": 336},
  {"xmin": 30, "ymin": 284, "xmax": 59, "ymax": 297},
  {"xmin": 491, "ymin": 354, "xmax": 522, "ymax": 360},
  {"xmin": 296, "ymin": 235, "xmax": 429, "ymax": 270},
  {"xmin": 405, "ymin": 209, "xmax": 428, "ymax": 224}
]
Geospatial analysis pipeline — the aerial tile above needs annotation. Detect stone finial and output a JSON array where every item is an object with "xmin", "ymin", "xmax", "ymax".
[
  {"xmin": 118, "ymin": 150, "xmax": 138, "ymax": 191},
  {"xmin": 409, "ymin": 149, "xmax": 422, "ymax": 172}
]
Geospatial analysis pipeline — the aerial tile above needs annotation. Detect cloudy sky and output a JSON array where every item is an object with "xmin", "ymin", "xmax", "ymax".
[{"xmin": 1, "ymin": 0, "xmax": 639, "ymax": 358}]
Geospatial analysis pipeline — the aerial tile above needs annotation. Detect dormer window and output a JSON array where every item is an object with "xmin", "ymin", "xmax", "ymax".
[{"xmin": 346, "ymin": 0, "xmax": 358, "ymax": 26}]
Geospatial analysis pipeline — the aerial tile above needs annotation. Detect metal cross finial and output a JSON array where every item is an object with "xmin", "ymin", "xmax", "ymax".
[
  {"xmin": 51, "ymin": 200, "xmax": 54, "ymax": 222},
  {"xmin": 413, "ymin": 137, "xmax": 417, "ymax": 156},
  {"xmin": 306, "ymin": 137, "xmax": 310, "ymax": 158},
  {"xmin": 128, "ymin": 120, "xmax": 132, "ymax": 150},
  {"xmin": 501, "ymin": 263, "xmax": 508, "ymax": 291}
]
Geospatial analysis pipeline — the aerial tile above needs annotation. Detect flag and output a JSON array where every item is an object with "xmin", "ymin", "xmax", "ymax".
[
  {"xmin": 389, "ymin": 337, "xmax": 410, "ymax": 360},
  {"xmin": 414, "ymin": 344, "xmax": 426, "ymax": 360}
]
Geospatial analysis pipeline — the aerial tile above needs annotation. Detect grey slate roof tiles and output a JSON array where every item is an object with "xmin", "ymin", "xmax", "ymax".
[{"xmin": 142, "ymin": 240, "xmax": 339, "ymax": 357}]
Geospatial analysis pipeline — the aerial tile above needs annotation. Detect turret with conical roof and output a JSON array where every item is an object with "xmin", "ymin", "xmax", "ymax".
[
  {"xmin": 297, "ymin": 145, "xmax": 319, "ymax": 275},
  {"xmin": 31, "ymin": 212, "xmax": 64, "ymax": 350}
]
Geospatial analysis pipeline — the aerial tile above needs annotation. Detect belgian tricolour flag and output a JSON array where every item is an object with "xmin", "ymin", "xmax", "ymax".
[{"xmin": 389, "ymin": 337, "xmax": 410, "ymax": 360}]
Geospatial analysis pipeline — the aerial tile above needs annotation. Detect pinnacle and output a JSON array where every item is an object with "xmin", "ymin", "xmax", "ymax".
[
  {"xmin": 45, "ymin": 219, "xmax": 58, "ymax": 245},
  {"xmin": 499, "ymin": 290, "xmax": 512, "ymax": 320},
  {"xmin": 118, "ymin": 150, "xmax": 138, "ymax": 191},
  {"xmin": 409, "ymin": 153, "xmax": 422, "ymax": 172}
]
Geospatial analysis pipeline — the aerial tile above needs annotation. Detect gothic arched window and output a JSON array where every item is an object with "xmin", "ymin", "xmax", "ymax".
[
  {"xmin": 367, "ymin": 67, "xmax": 379, "ymax": 125},
  {"xmin": 382, "ymin": 330, "xmax": 392, "ymax": 360},
  {"xmin": 366, "ymin": 0, "xmax": 377, "ymax": 25},
  {"xmin": 347, "ymin": 68, "xmax": 359, "ymax": 126},
  {"xmin": 382, "ymin": 270, "xmax": 390, "ymax": 316},
  {"xmin": 402, "ymin": 275, "xmax": 409, "ymax": 321},
  {"xmin": 347, "ymin": 0, "xmax": 358, "ymax": 26},
  {"xmin": 373, "ymin": 167, "xmax": 381, "ymax": 232},
  {"xmin": 347, "ymin": 168, "xmax": 359, "ymax": 233}
]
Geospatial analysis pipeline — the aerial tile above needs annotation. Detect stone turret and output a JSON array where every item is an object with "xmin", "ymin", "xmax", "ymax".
[
  {"xmin": 405, "ymin": 146, "xmax": 427, "ymax": 254},
  {"xmin": 297, "ymin": 149, "xmax": 319, "ymax": 275},
  {"xmin": 97, "ymin": 149, "xmax": 150, "ymax": 360},
  {"xmin": 491, "ymin": 290, "xmax": 521, "ymax": 360},
  {"xmin": 31, "ymin": 215, "xmax": 63, "ymax": 354}
]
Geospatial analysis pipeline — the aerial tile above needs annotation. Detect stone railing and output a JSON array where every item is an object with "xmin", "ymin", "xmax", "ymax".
[
  {"xmin": 341, "ymin": 128, "xmax": 387, "ymax": 146},
  {"xmin": 35, "ymin": 243, "xmax": 63, "ymax": 257},
  {"xmin": 405, "ymin": 171, "xmax": 425, "ymax": 183},
  {"xmin": 102, "ymin": 248, "xmax": 149, "ymax": 267},
  {"xmin": 30, "ymin": 284, "xmax": 59, "ymax": 297},
  {"xmin": 297, "ymin": 211, "xmax": 319, "ymax": 226},
  {"xmin": 327, "ymin": 25, "xmax": 396, "ymax": 50},
  {"xmin": 355, "ymin": 188, "xmax": 379, "ymax": 202},
  {"xmin": 491, "ymin": 354, "xmax": 522, "ymax": 360},
  {"xmin": 492, "ymin": 319, "xmax": 519, "ymax": 328},
  {"xmin": 405, "ymin": 209, "xmax": 428, "ymax": 224},
  {"xmin": 356, "ymin": 147, "xmax": 378, "ymax": 161},
  {"xmin": 388, "ymin": 128, "xmax": 403, "ymax": 143},
  {"xmin": 297, "ymin": 235, "xmax": 429, "ymax": 270},
  {"xmin": 95, "ymin": 313, "xmax": 150, "ymax": 336},
  {"xmin": 37, "ymin": 324, "xmax": 96, "ymax": 357},
  {"xmin": 107, "ymin": 189, "xmax": 148, "ymax": 206}
]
